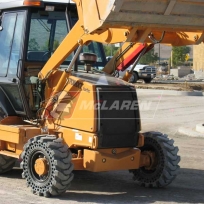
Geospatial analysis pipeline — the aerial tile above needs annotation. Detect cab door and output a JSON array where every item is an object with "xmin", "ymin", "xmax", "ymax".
[{"xmin": 0, "ymin": 11, "xmax": 29, "ymax": 118}]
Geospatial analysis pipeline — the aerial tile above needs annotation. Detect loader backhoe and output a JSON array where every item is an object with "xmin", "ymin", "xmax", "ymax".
[{"xmin": 0, "ymin": 0, "xmax": 202, "ymax": 197}]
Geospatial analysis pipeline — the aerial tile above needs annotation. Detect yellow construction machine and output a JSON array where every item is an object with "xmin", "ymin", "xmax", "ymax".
[{"xmin": 0, "ymin": 0, "xmax": 202, "ymax": 197}]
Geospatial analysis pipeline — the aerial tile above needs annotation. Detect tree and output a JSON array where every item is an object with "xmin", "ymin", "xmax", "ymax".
[
  {"xmin": 28, "ymin": 38, "xmax": 40, "ymax": 51},
  {"xmin": 42, "ymin": 40, "xmax": 60, "ymax": 51},
  {"xmin": 172, "ymin": 46, "xmax": 191, "ymax": 67},
  {"xmin": 103, "ymin": 44, "xmax": 118, "ymax": 56},
  {"xmin": 139, "ymin": 48, "xmax": 158, "ymax": 64}
]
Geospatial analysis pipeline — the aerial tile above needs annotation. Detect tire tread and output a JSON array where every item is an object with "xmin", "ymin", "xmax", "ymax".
[
  {"xmin": 21, "ymin": 135, "xmax": 74, "ymax": 197},
  {"xmin": 131, "ymin": 131, "xmax": 180, "ymax": 188}
]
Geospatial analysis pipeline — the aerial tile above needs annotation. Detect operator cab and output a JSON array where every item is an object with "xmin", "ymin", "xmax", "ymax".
[{"xmin": 0, "ymin": 0, "xmax": 107, "ymax": 119}]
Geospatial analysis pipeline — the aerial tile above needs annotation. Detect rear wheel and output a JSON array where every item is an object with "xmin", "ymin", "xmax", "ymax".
[
  {"xmin": 21, "ymin": 135, "xmax": 74, "ymax": 197},
  {"xmin": 0, "ymin": 155, "xmax": 16, "ymax": 174},
  {"xmin": 143, "ymin": 79, "xmax": 152, "ymax": 83},
  {"xmin": 130, "ymin": 132, "xmax": 180, "ymax": 187},
  {"xmin": 128, "ymin": 72, "xmax": 138, "ymax": 83}
]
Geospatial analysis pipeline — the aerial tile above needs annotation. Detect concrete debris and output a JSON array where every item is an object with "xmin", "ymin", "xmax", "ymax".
[
  {"xmin": 154, "ymin": 73, "xmax": 203, "ymax": 82},
  {"xmin": 180, "ymin": 74, "xmax": 196, "ymax": 81},
  {"xmin": 154, "ymin": 74, "xmax": 179, "ymax": 81}
]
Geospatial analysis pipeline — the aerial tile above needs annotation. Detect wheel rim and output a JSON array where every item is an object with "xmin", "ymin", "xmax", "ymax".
[
  {"xmin": 139, "ymin": 138, "xmax": 165, "ymax": 181},
  {"xmin": 141, "ymin": 146, "xmax": 159, "ymax": 174},
  {"xmin": 35, "ymin": 158, "xmax": 49, "ymax": 176},
  {"xmin": 28, "ymin": 148, "xmax": 52, "ymax": 186}
]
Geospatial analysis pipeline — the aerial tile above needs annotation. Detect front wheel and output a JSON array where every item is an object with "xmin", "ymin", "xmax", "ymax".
[
  {"xmin": 143, "ymin": 78, "xmax": 152, "ymax": 83},
  {"xmin": 128, "ymin": 72, "xmax": 138, "ymax": 83},
  {"xmin": 130, "ymin": 132, "xmax": 180, "ymax": 187},
  {"xmin": 21, "ymin": 135, "xmax": 74, "ymax": 197}
]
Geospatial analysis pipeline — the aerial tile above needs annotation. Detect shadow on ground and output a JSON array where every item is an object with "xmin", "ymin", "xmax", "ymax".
[{"xmin": 2, "ymin": 168, "xmax": 204, "ymax": 203}]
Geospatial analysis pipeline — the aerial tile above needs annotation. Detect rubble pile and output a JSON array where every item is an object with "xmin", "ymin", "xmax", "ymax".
[{"xmin": 154, "ymin": 74, "xmax": 202, "ymax": 82}]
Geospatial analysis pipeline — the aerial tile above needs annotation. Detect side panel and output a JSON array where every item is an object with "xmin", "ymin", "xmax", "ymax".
[
  {"xmin": 45, "ymin": 72, "xmax": 97, "ymax": 133},
  {"xmin": 83, "ymin": 148, "xmax": 141, "ymax": 172},
  {"xmin": 0, "ymin": 125, "xmax": 46, "ymax": 157}
]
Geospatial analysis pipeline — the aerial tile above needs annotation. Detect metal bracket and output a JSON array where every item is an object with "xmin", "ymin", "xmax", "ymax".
[{"xmin": 148, "ymin": 31, "xmax": 165, "ymax": 44}]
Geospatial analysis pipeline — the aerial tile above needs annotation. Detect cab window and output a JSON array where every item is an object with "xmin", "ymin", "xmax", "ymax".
[
  {"xmin": 0, "ymin": 13, "xmax": 16, "ymax": 76},
  {"xmin": 0, "ymin": 12, "xmax": 24, "ymax": 76},
  {"xmin": 27, "ymin": 11, "xmax": 69, "ymax": 62},
  {"xmin": 27, "ymin": 10, "xmax": 106, "ymax": 68}
]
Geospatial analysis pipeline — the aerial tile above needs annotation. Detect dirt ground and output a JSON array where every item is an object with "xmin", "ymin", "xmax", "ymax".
[{"xmin": 135, "ymin": 82, "xmax": 204, "ymax": 91}]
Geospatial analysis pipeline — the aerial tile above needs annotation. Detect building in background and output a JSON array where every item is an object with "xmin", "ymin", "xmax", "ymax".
[{"xmin": 193, "ymin": 43, "xmax": 204, "ymax": 71}]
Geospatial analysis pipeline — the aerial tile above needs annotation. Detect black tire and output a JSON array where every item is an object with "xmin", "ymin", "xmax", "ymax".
[
  {"xmin": 21, "ymin": 135, "xmax": 74, "ymax": 197},
  {"xmin": 0, "ymin": 155, "xmax": 16, "ymax": 174},
  {"xmin": 130, "ymin": 132, "xmax": 180, "ymax": 187},
  {"xmin": 128, "ymin": 72, "xmax": 138, "ymax": 83},
  {"xmin": 143, "ymin": 79, "xmax": 152, "ymax": 83}
]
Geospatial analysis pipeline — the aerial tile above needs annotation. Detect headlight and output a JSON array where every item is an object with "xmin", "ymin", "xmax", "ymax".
[{"xmin": 139, "ymin": 69, "xmax": 146, "ymax": 72}]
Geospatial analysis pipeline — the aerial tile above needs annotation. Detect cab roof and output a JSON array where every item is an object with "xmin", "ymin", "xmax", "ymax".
[{"xmin": 0, "ymin": 0, "xmax": 74, "ymax": 10}]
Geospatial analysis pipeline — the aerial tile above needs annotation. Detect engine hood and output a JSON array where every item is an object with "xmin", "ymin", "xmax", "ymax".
[{"xmin": 72, "ymin": 72, "xmax": 130, "ymax": 86}]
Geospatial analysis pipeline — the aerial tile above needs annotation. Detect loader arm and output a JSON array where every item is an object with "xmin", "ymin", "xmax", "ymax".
[{"xmin": 39, "ymin": 0, "xmax": 204, "ymax": 80}]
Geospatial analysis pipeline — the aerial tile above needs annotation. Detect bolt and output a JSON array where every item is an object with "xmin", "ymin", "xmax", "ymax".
[
  {"xmin": 194, "ymin": 35, "xmax": 199, "ymax": 41},
  {"xmin": 131, "ymin": 156, "xmax": 134, "ymax": 161},
  {"xmin": 112, "ymin": 149, "xmax": 116, "ymax": 154},
  {"xmin": 124, "ymin": 31, "xmax": 129, "ymax": 36},
  {"xmin": 84, "ymin": 28, "xmax": 89, "ymax": 34},
  {"xmin": 78, "ymin": 39, "xmax": 83, "ymax": 45},
  {"xmin": 102, "ymin": 158, "xmax": 106, "ymax": 163}
]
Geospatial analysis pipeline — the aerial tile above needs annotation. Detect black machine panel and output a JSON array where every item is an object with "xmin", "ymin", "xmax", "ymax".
[{"xmin": 96, "ymin": 86, "xmax": 140, "ymax": 148}]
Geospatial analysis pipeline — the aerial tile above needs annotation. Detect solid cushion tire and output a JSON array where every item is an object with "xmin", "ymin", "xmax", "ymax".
[
  {"xmin": 21, "ymin": 135, "xmax": 74, "ymax": 197},
  {"xmin": 130, "ymin": 132, "xmax": 180, "ymax": 187},
  {"xmin": 0, "ymin": 155, "xmax": 16, "ymax": 174}
]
